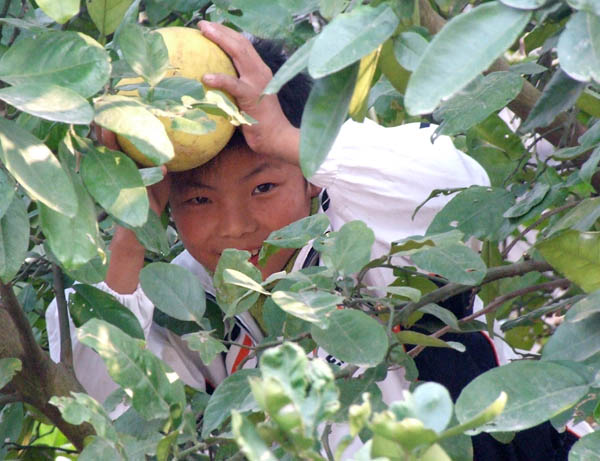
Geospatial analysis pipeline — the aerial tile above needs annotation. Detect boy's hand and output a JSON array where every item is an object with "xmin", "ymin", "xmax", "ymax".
[{"xmin": 198, "ymin": 21, "xmax": 300, "ymax": 166}]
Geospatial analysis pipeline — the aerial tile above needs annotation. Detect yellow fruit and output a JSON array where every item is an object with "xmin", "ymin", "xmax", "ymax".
[{"xmin": 116, "ymin": 27, "xmax": 237, "ymax": 172}]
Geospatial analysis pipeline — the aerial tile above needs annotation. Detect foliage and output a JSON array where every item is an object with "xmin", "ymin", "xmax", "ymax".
[{"xmin": 1, "ymin": 0, "xmax": 600, "ymax": 459}]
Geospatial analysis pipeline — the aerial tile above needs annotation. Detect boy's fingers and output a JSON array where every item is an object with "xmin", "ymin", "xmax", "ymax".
[
  {"xmin": 203, "ymin": 73, "xmax": 249, "ymax": 100},
  {"xmin": 96, "ymin": 126, "xmax": 120, "ymax": 150}
]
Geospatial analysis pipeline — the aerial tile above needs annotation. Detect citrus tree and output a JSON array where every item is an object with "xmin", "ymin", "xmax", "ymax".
[{"xmin": 1, "ymin": 0, "xmax": 600, "ymax": 459}]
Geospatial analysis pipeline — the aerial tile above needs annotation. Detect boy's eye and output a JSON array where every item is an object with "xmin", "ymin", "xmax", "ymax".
[
  {"xmin": 189, "ymin": 196, "xmax": 211, "ymax": 205},
  {"xmin": 253, "ymin": 183, "xmax": 276, "ymax": 194}
]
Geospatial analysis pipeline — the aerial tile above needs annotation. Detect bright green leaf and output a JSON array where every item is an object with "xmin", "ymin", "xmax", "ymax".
[
  {"xmin": 405, "ymin": 3, "xmax": 531, "ymax": 114},
  {"xmin": 118, "ymin": 24, "xmax": 169, "ymax": 87},
  {"xmin": 393, "ymin": 31, "xmax": 428, "ymax": 72},
  {"xmin": 317, "ymin": 220, "xmax": 375, "ymax": 276},
  {"xmin": 0, "ymin": 358, "xmax": 22, "ymax": 389},
  {"xmin": 0, "ymin": 196, "xmax": 29, "ymax": 283},
  {"xmin": 0, "ymin": 117, "xmax": 77, "ymax": 216},
  {"xmin": 214, "ymin": 249, "xmax": 262, "ymax": 318},
  {"xmin": 69, "ymin": 284, "xmax": 145, "ymax": 340},
  {"xmin": 499, "ymin": 0, "xmax": 550, "ymax": 8},
  {"xmin": 93, "ymin": 95, "xmax": 174, "ymax": 166},
  {"xmin": 78, "ymin": 319, "xmax": 186, "ymax": 421},
  {"xmin": 36, "ymin": 0, "xmax": 80, "ymax": 23},
  {"xmin": 308, "ymin": 3, "xmax": 398, "ymax": 78},
  {"xmin": 271, "ymin": 290, "xmax": 343, "ymax": 326},
  {"xmin": 311, "ymin": 309, "xmax": 388, "ymax": 367},
  {"xmin": 231, "ymin": 411, "xmax": 279, "ymax": 461},
  {"xmin": 0, "ymin": 30, "xmax": 110, "ymax": 98},
  {"xmin": 300, "ymin": 63, "xmax": 357, "ymax": 178},
  {"xmin": 569, "ymin": 430, "xmax": 600, "ymax": 461},
  {"xmin": 557, "ymin": 12, "xmax": 600, "ymax": 84},
  {"xmin": 412, "ymin": 244, "xmax": 487, "ymax": 286},
  {"xmin": 455, "ymin": 361, "xmax": 590, "ymax": 433},
  {"xmin": 87, "ymin": 0, "xmax": 135, "ymax": 36},
  {"xmin": 183, "ymin": 331, "xmax": 228, "ymax": 365},
  {"xmin": 503, "ymin": 183, "xmax": 550, "ymax": 218},
  {"xmin": 395, "ymin": 331, "xmax": 465, "ymax": 352},
  {"xmin": 140, "ymin": 262, "xmax": 206, "ymax": 325}
]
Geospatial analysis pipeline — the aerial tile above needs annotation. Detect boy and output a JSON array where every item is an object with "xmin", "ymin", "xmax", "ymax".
[{"xmin": 47, "ymin": 21, "xmax": 576, "ymax": 459}]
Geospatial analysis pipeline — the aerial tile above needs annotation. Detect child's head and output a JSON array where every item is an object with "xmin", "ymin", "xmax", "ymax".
[{"xmin": 168, "ymin": 37, "xmax": 318, "ymax": 278}]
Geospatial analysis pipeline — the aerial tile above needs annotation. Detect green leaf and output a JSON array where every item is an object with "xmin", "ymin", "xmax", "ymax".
[
  {"xmin": 566, "ymin": 290, "xmax": 600, "ymax": 322},
  {"xmin": 538, "ymin": 230, "xmax": 600, "ymax": 292},
  {"xmin": 139, "ymin": 77, "xmax": 206, "ymax": 102},
  {"xmin": 123, "ymin": 209, "xmax": 169, "ymax": 256},
  {"xmin": 0, "ymin": 169, "xmax": 15, "ymax": 220},
  {"xmin": 405, "ymin": 2, "xmax": 531, "ymax": 114},
  {"xmin": 395, "ymin": 331, "xmax": 465, "ymax": 352},
  {"xmin": 0, "ymin": 358, "xmax": 22, "ymax": 389},
  {"xmin": 263, "ymin": 37, "xmax": 314, "ymax": 95},
  {"xmin": 50, "ymin": 392, "xmax": 118, "ymax": 441},
  {"xmin": 192, "ymin": 90, "xmax": 254, "ymax": 127},
  {"xmin": 139, "ymin": 167, "xmax": 164, "ymax": 187},
  {"xmin": 39, "ymin": 143, "xmax": 103, "ymax": 271},
  {"xmin": 427, "ymin": 186, "xmax": 514, "ymax": 241},
  {"xmin": 118, "ymin": 24, "xmax": 169, "ymax": 87},
  {"xmin": 93, "ymin": 95, "xmax": 174, "ymax": 166},
  {"xmin": 569, "ymin": 431, "xmax": 600, "ymax": 461},
  {"xmin": 503, "ymin": 183, "xmax": 550, "ymax": 218},
  {"xmin": 69, "ymin": 284, "xmax": 145, "ymax": 340},
  {"xmin": 214, "ymin": 249, "xmax": 262, "ymax": 318},
  {"xmin": 308, "ymin": 3, "xmax": 398, "ymax": 78},
  {"xmin": 221, "ymin": 0, "xmax": 294, "ymax": 40},
  {"xmin": 433, "ymin": 72, "xmax": 523, "ymax": 136},
  {"xmin": 36, "ymin": 0, "xmax": 80, "ymax": 23},
  {"xmin": 0, "ymin": 31, "xmax": 110, "ymax": 98},
  {"xmin": 412, "ymin": 382, "xmax": 453, "ymax": 433},
  {"xmin": 66, "ymin": 254, "xmax": 109, "ymax": 285},
  {"xmin": 78, "ymin": 436, "xmax": 123, "ymax": 460},
  {"xmin": 300, "ymin": 63, "xmax": 358, "ymax": 179},
  {"xmin": 546, "ymin": 197, "xmax": 600, "ymax": 236},
  {"xmin": 259, "ymin": 213, "xmax": 329, "ymax": 266},
  {"xmin": 419, "ymin": 304, "xmax": 460, "ymax": 330},
  {"xmin": 499, "ymin": 0, "xmax": 550, "ymax": 8},
  {"xmin": 542, "ymin": 312, "xmax": 600, "ymax": 362},
  {"xmin": 412, "ymin": 244, "xmax": 487, "ymax": 286},
  {"xmin": 580, "ymin": 146, "xmax": 600, "ymax": 184},
  {"xmin": 384, "ymin": 286, "xmax": 422, "ymax": 302},
  {"xmin": 557, "ymin": 12, "xmax": 600, "ymax": 84},
  {"xmin": 317, "ymin": 221, "xmax": 375, "ymax": 276},
  {"xmin": 231, "ymin": 411, "xmax": 279, "ymax": 461},
  {"xmin": 140, "ymin": 262, "xmax": 206, "ymax": 325},
  {"xmin": 0, "ymin": 117, "xmax": 77, "ymax": 216},
  {"xmin": 80, "ymin": 144, "xmax": 149, "ymax": 227},
  {"xmin": 271, "ymin": 290, "xmax": 343, "ymax": 327},
  {"xmin": 202, "ymin": 369, "xmax": 259, "ymax": 438},
  {"xmin": 183, "ymin": 331, "xmax": 227, "ymax": 365},
  {"xmin": 455, "ymin": 361, "xmax": 590, "ymax": 433},
  {"xmin": 78, "ymin": 319, "xmax": 186, "ymax": 421},
  {"xmin": 0, "ymin": 82, "xmax": 93, "ymax": 124},
  {"xmin": 520, "ymin": 69, "xmax": 586, "ymax": 132},
  {"xmin": 87, "ymin": 0, "xmax": 135, "ymax": 36},
  {"xmin": 310, "ymin": 309, "xmax": 388, "ymax": 367},
  {"xmin": 393, "ymin": 31, "xmax": 428, "ymax": 72},
  {"xmin": 0, "ymin": 196, "xmax": 29, "ymax": 283},
  {"xmin": 567, "ymin": 0, "xmax": 600, "ymax": 15}
]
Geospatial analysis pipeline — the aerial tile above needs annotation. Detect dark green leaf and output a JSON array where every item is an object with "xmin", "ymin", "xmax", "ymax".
[
  {"xmin": 412, "ymin": 244, "xmax": 487, "ymax": 286},
  {"xmin": 580, "ymin": 146, "xmax": 600, "ymax": 183},
  {"xmin": 123, "ymin": 210, "xmax": 169, "ymax": 256},
  {"xmin": 455, "ymin": 361, "xmax": 590, "ymax": 433},
  {"xmin": 0, "ymin": 83, "xmax": 93, "ymax": 124},
  {"xmin": 80, "ymin": 144, "xmax": 149, "ymax": 227},
  {"xmin": 183, "ymin": 331, "xmax": 227, "ymax": 365},
  {"xmin": 0, "ymin": 169, "xmax": 15, "ymax": 220},
  {"xmin": 0, "ymin": 358, "xmax": 21, "ymax": 389},
  {"xmin": 78, "ymin": 436, "xmax": 123, "ymax": 460},
  {"xmin": 542, "ymin": 312, "xmax": 600, "ymax": 362},
  {"xmin": 87, "ymin": 0, "xmax": 135, "ymax": 36},
  {"xmin": 78, "ymin": 319, "xmax": 186, "ymax": 421},
  {"xmin": 520, "ymin": 69, "xmax": 586, "ymax": 132},
  {"xmin": 271, "ymin": 290, "xmax": 343, "ymax": 327},
  {"xmin": 538, "ymin": 230, "xmax": 600, "ymax": 292},
  {"xmin": 503, "ymin": 183, "xmax": 550, "ymax": 218},
  {"xmin": 264, "ymin": 37, "xmax": 314, "ymax": 95},
  {"xmin": 66, "ymin": 254, "xmax": 109, "ymax": 285},
  {"xmin": 93, "ymin": 95, "xmax": 174, "ymax": 166},
  {"xmin": 118, "ymin": 24, "xmax": 169, "ymax": 87},
  {"xmin": 140, "ymin": 77, "xmax": 206, "ymax": 102},
  {"xmin": 69, "ymin": 284, "xmax": 145, "ymax": 340},
  {"xmin": 300, "ymin": 63, "xmax": 357, "ymax": 178},
  {"xmin": 202, "ymin": 369, "xmax": 259, "ymax": 438},
  {"xmin": 0, "ymin": 196, "xmax": 29, "ymax": 283},
  {"xmin": 0, "ymin": 31, "xmax": 110, "ymax": 98},
  {"xmin": 0, "ymin": 117, "xmax": 77, "ymax": 216},
  {"xmin": 310, "ymin": 309, "xmax": 388, "ymax": 367},
  {"xmin": 405, "ymin": 3, "xmax": 531, "ymax": 114},
  {"xmin": 566, "ymin": 290, "xmax": 600, "ymax": 322},
  {"xmin": 140, "ymin": 262, "xmax": 206, "ymax": 324},
  {"xmin": 567, "ymin": 0, "xmax": 600, "ymax": 15},
  {"xmin": 433, "ymin": 72, "xmax": 523, "ymax": 136},
  {"xmin": 308, "ymin": 3, "xmax": 398, "ymax": 78},
  {"xmin": 419, "ymin": 304, "xmax": 460, "ymax": 330},
  {"xmin": 557, "ymin": 11, "xmax": 600, "ymax": 83},
  {"xmin": 427, "ymin": 186, "xmax": 515, "ymax": 241},
  {"xmin": 393, "ymin": 31, "xmax": 428, "ymax": 72},
  {"xmin": 221, "ymin": 0, "xmax": 294, "ymax": 39},
  {"xmin": 395, "ymin": 331, "xmax": 466, "ymax": 352}
]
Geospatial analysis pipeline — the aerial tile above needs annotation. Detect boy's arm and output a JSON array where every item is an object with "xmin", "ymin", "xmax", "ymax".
[{"xmin": 198, "ymin": 21, "xmax": 301, "ymax": 166}]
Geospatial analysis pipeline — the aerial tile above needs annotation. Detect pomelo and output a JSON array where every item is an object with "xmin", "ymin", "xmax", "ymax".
[{"xmin": 117, "ymin": 27, "xmax": 237, "ymax": 172}]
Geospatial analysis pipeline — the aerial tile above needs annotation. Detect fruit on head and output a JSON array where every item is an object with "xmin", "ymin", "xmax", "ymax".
[{"xmin": 117, "ymin": 26, "xmax": 238, "ymax": 172}]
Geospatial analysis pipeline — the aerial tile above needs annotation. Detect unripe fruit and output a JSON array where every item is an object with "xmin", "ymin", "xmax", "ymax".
[{"xmin": 117, "ymin": 27, "xmax": 237, "ymax": 172}]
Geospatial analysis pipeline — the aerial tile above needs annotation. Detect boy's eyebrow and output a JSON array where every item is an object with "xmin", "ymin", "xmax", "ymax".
[{"xmin": 241, "ymin": 161, "xmax": 279, "ymax": 182}]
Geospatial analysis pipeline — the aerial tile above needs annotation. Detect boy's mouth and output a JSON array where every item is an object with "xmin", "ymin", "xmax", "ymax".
[{"xmin": 248, "ymin": 248, "xmax": 260, "ymax": 266}]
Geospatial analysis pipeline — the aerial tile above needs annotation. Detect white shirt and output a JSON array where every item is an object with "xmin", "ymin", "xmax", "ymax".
[{"xmin": 46, "ymin": 119, "xmax": 490, "ymax": 408}]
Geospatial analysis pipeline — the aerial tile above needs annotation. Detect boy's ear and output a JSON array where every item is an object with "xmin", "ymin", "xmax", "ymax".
[{"xmin": 308, "ymin": 183, "xmax": 322, "ymax": 198}]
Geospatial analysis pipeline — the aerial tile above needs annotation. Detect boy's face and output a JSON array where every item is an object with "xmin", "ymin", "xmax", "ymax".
[{"xmin": 169, "ymin": 145, "xmax": 320, "ymax": 279}]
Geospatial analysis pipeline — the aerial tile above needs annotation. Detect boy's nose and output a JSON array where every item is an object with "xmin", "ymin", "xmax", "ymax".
[{"xmin": 219, "ymin": 202, "xmax": 258, "ymax": 239}]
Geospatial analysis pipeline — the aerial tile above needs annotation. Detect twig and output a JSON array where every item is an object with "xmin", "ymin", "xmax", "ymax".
[
  {"xmin": 394, "ymin": 259, "xmax": 553, "ymax": 324},
  {"xmin": 408, "ymin": 278, "xmax": 569, "ymax": 358},
  {"xmin": 2, "ymin": 442, "xmax": 78, "ymax": 454},
  {"xmin": 52, "ymin": 264, "xmax": 73, "ymax": 370},
  {"xmin": 502, "ymin": 200, "xmax": 582, "ymax": 258},
  {"xmin": 321, "ymin": 423, "xmax": 335, "ymax": 461}
]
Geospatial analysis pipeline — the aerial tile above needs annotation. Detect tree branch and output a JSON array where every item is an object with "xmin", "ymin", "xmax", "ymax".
[
  {"xmin": 408, "ymin": 278, "xmax": 569, "ymax": 358},
  {"xmin": 52, "ymin": 264, "xmax": 73, "ymax": 370},
  {"xmin": 0, "ymin": 393, "xmax": 20, "ymax": 406},
  {"xmin": 395, "ymin": 259, "xmax": 553, "ymax": 324}
]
